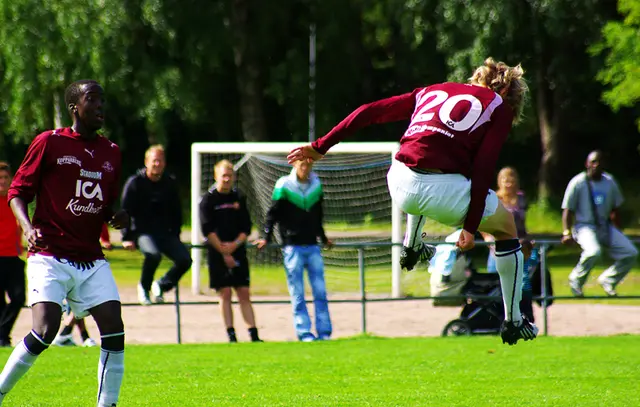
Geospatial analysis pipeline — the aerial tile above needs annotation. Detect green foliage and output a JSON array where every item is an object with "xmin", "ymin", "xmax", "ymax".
[{"xmin": 593, "ymin": 0, "xmax": 640, "ymax": 130}]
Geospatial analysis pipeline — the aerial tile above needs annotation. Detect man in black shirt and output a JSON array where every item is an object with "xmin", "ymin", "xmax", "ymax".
[
  {"xmin": 121, "ymin": 145, "xmax": 192, "ymax": 305},
  {"xmin": 199, "ymin": 160, "xmax": 261, "ymax": 343}
]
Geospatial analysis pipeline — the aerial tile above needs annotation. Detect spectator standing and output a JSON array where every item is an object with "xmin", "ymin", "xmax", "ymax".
[
  {"xmin": 0, "ymin": 162, "xmax": 25, "ymax": 347},
  {"xmin": 561, "ymin": 150, "xmax": 637, "ymax": 297},
  {"xmin": 255, "ymin": 160, "xmax": 333, "ymax": 342},
  {"xmin": 121, "ymin": 145, "xmax": 192, "ymax": 305},
  {"xmin": 199, "ymin": 160, "xmax": 262, "ymax": 343}
]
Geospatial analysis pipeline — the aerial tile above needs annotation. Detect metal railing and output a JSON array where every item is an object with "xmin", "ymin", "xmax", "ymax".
[{"xmin": 115, "ymin": 239, "xmax": 639, "ymax": 344}]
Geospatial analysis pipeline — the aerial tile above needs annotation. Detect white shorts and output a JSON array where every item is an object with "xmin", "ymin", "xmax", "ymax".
[
  {"xmin": 27, "ymin": 254, "xmax": 120, "ymax": 318},
  {"xmin": 386, "ymin": 159, "xmax": 499, "ymax": 227}
]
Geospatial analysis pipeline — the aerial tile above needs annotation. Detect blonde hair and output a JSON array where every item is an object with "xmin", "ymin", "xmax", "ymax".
[
  {"xmin": 145, "ymin": 144, "xmax": 165, "ymax": 160},
  {"xmin": 469, "ymin": 57, "xmax": 528, "ymax": 124},
  {"xmin": 496, "ymin": 166, "xmax": 520, "ymax": 205},
  {"xmin": 214, "ymin": 159, "xmax": 234, "ymax": 178}
]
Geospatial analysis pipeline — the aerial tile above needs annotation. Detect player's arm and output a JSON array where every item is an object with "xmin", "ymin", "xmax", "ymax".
[
  {"xmin": 236, "ymin": 193, "xmax": 251, "ymax": 244},
  {"xmin": 609, "ymin": 176, "xmax": 624, "ymax": 229},
  {"xmin": 560, "ymin": 177, "xmax": 579, "ymax": 243},
  {"xmin": 463, "ymin": 106, "xmax": 513, "ymax": 235},
  {"xmin": 8, "ymin": 133, "xmax": 49, "ymax": 251},
  {"xmin": 169, "ymin": 175, "xmax": 183, "ymax": 236},
  {"xmin": 106, "ymin": 150, "xmax": 129, "ymax": 230},
  {"xmin": 288, "ymin": 91, "xmax": 418, "ymax": 163}
]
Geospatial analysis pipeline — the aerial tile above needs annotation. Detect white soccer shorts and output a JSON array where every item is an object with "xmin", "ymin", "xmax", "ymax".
[
  {"xmin": 386, "ymin": 158, "xmax": 499, "ymax": 227},
  {"xmin": 27, "ymin": 254, "xmax": 120, "ymax": 318}
]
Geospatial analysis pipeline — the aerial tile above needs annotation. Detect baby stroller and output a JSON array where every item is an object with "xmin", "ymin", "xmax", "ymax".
[{"xmin": 441, "ymin": 270, "xmax": 504, "ymax": 337}]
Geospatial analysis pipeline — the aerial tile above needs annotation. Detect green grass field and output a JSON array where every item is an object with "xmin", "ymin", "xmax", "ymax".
[{"xmin": 2, "ymin": 335, "xmax": 639, "ymax": 406}]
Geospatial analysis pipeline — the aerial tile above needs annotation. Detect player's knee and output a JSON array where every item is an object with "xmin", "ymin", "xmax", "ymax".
[
  {"xmin": 101, "ymin": 332, "xmax": 125, "ymax": 352},
  {"xmin": 218, "ymin": 287, "xmax": 232, "ymax": 301},
  {"xmin": 32, "ymin": 322, "xmax": 59, "ymax": 345},
  {"xmin": 176, "ymin": 256, "xmax": 192, "ymax": 272},
  {"xmin": 582, "ymin": 248, "xmax": 602, "ymax": 260},
  {"xmin": 144, "ymin": 252, "xmax": 162, "ymax": 265},
  {"xmin": 236, "ymin": 287, "xmax": 251, "ymax": 303},
  {"xmin": 24, "ymin": 330, "xmax": 50, "ymax": 355}
]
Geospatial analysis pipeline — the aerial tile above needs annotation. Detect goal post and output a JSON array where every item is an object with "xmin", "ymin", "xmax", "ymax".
[{"xmin": 190, "ymin": 142, "xmax": 404, "ymax": 297}]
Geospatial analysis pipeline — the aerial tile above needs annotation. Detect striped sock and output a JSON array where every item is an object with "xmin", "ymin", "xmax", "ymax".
[
  {"xmin": 495, "ymin": 244, "xmax": 525, "ymax": 324},
  {"xmin": 403, "ymin": 215, "xmax": 427, "ymax": 249}
]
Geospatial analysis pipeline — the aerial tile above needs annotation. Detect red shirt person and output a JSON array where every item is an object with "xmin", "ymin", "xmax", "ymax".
[
  {"xmin": 0, "ymin": 162, "xmax": 26, "ymax": 348},
  {"xmin": 0, "ymin": 80, "xmax": 129, "ymax": 407},
  {"xmin": 288, "ymin": 58, "xmax": 538, "ymax": 346}
]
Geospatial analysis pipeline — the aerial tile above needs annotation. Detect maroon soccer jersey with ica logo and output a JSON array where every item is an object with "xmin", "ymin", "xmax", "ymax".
[
  {"xmin": 8, "ymin": 128, "xmax": 121, "ymax": 261},
  {"xmin": 311, "ymin": 82, "xmax": 514, "ymax": 233}
]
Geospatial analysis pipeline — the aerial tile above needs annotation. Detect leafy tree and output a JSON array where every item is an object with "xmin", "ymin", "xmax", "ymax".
[{"xmin": 593, "ymin": 0, "xmax": 640, "ymax": 131}]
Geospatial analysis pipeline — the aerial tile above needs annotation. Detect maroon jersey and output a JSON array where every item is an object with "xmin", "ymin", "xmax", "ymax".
[
  {"xmin": 312, "ymin": 82, "xmax": 514, "ymax": 233},
  {"xmin": 8, "ymin": 128, "xmax": 121, "ymax": 261}
]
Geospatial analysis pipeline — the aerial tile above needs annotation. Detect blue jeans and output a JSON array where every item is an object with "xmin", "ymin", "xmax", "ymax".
[
  {"xmin": 282, "ymin": 245, "xmax": 332, "ymax": 340},
  {"xmin": 137, "ymin": 234, "xmax": 193, "ymax": 292}
]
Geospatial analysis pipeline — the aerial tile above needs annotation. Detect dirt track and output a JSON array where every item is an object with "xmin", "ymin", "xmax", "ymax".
[{"xmin": 11, "ymin": 286, "xmax": 640, "ymax": 345}]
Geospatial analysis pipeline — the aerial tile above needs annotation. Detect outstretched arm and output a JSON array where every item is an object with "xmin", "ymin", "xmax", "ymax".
[{"xmin": 288, "ymin": 91, "xmax": 417, "ymax": 164}]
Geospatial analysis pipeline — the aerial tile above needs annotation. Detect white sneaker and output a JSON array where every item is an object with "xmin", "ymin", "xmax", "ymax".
[
  {"xmin": 137, "ymin": 284, "xmax": 152, "ymax": 305},
  {"xmin": 83, "ymin": 338, "xmax": 97, "ymax": 347},
  {"xmin": 598, "ymin": 278, "xmax": 618, "ymax": 297},
  {"xmin": 53, "ymin": 333, "xmax": 77, "ymax": 347},
  {"xmin": 151, "ymin": 281, "xmax": 165, "ymax": 303}
]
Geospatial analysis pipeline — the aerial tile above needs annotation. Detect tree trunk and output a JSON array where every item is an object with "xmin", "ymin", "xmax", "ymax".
[
  {"xmin": 228, "ymin": 0, "xmax": 268, "ymax": 142},
  {"xmin": 536, "ymin": 69, "xmax": 559, "ymax": 203}
]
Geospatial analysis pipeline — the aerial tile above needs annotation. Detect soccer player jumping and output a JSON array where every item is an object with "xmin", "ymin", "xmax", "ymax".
[
  {"xmin": 288, "ymin": 58, "xmax": 537, "ymax": 345},
  {"xmin": 0, "ymin": 80, "xmax": 128, "ymax": 406}
]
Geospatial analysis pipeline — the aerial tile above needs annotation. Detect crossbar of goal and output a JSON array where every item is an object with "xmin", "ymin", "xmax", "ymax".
[{"xmin": 190, "ymin": 142, "xmax": 404, "ymax": 298}]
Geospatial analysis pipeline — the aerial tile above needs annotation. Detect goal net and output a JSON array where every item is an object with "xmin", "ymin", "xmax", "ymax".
[{"xmin": 190, "ymin": 142, "xmax": 404, "ymax": 297}]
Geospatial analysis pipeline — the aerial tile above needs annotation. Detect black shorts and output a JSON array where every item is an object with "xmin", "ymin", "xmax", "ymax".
[{"xmin": 207, "ymin": 251, "xmax": 250, "ymax": 291}]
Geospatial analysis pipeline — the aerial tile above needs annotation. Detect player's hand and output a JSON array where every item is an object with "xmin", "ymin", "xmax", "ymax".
[
  {"xmin": 122, "ymin": 241, "xmax": 136, "ymax": 251},
  {"xmin": 219, "ymin": 242, "xmax": 236, "ymax": 255},
  {"xmin": 24, "ymin": 227, "xmax": 47, "ymax": 252},
  {"xmin": 253, "ymin": 238, "xmax": 268, "ymax": 251},
  {"xmin": 223, "ymin": 254, "xmax": 237, "ymax": 269},
  {"xmin": 287, "ymin": 145, "xmax": 324, "ymax": 164},
  {"xmin": 323, "ymin": 239, "xmax": 334, "ymax": 250},
  {"xmin": 109, "ymin": 210, "xmax": 130, "ymax": 230},
  {"xmin": 455, "ymin": 229, "xmax": 475, "ymax": 252},
  {"xmin": 101, "ymin": 240, "xmax": 113, "ymax": 251}
]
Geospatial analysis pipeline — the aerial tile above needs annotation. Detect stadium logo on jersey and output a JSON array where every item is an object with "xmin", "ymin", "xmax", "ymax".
[
  {"xmin": 102, "ymin": 161, "xmax": 114, "ymax": 173},
  {"xmin": 80, "ymin": 169, "xmax": 102, "ymax": 180},
  {"xmin": 75, "ymin": 180, "xmax": 104, "ymax": 201},
  {"xmin": 57, "ymin": 155, "xmax": 82, "ymax": 167}
]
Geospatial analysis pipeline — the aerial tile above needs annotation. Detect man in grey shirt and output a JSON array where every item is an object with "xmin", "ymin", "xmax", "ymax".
[{"xmin": 561, "ymin": 150, "xmax": 637, "ymax": 297}]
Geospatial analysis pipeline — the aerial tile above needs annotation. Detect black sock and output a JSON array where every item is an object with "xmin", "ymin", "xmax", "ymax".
[
  {"xmin": 249, "ymin": 327, "xmax": 261, "ymax": 342},
  {"xmin": 60, "ymin": 325, "xmax": 73, "ymax": 336},
  {"xmin": 227, "ymin": 327, "xmax": 237, "ymax": 342},
  {"xmin": 80, "ymin": 329, "xmax": 90, "ymax": 342}
]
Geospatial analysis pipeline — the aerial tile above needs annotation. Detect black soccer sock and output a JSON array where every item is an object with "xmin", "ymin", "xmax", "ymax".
[
  {"xmin": 60, "ymin": 325, "xmax": 73, "ymax": 336},
  {"xmin": 80, "ymin": 328, "xmax": 90, "ymax": 342}
]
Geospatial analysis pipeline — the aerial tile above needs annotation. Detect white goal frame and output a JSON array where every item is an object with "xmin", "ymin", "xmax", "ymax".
[{"xmin": 190, "ymin": 142, "xmax": 404, "ymax": 298}]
